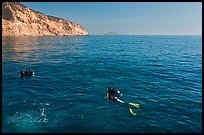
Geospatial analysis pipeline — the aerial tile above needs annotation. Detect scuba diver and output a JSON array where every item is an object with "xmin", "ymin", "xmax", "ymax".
[
  {"xmin": 107, "ymin": 87, "xmax": 121, "ymax": 94},
  {"xmin": 105, "ymin": 87, "xmax": 140, "ymax": 116},
  {"xmin": 106, "ymin": 93, "xmax": 124, "ymax": 103},
  {"xmin": 19, "ymin": 69, "xmax": 35, "ymax": 78}
]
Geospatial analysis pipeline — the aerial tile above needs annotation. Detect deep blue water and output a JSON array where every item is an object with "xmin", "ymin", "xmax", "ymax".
[{"xmin": 2, "ymin": 35, "xmax": 202, "ymax": 133}]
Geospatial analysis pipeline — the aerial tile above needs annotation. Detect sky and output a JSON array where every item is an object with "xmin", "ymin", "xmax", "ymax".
[{"xmin": 22, "ymin": 2, "xmax": 202, "ymax": 35}]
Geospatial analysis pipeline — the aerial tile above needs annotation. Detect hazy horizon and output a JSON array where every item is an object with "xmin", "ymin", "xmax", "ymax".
[{"xmin": 20, "ymin": 2, "xmax": 202, "ymax": 35}]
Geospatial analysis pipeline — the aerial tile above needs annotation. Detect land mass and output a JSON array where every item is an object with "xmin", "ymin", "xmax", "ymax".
[
  {"xmin": 2, "ymin": 2, "xmax": 89, "ymax": 36},
  {"xmin": 104, "ymin": 32, "xmax": 119, "ymax": 35}
]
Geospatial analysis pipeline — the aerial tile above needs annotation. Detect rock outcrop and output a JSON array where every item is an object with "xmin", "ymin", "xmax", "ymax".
[{"xmin": 2, "ymin": 2, "xmax": 89, "ymax": 36}]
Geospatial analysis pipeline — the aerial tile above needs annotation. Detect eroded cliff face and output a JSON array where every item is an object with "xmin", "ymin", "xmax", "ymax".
[{"xmin": 2, "ymin": 2, "xmax": 89, "ymax": 36}]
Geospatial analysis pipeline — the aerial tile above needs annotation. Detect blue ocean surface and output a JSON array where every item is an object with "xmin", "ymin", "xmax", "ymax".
[{"xmin": 2, "ymin": 35, "xmax": 202, "ymax": 133}]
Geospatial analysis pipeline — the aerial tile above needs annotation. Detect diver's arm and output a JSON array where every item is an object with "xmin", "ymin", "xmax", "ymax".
[{"xmin": 115, "ymin": 97, "xmax": 124, "ymax": 103}]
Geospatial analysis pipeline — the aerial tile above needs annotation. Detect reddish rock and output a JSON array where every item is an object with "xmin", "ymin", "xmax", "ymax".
[{"xmin": 2, "ymin": 2, "xmax": 89, "ymax": 36}]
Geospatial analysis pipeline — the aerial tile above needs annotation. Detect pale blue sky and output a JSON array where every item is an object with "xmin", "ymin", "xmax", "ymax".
[{"xmin": 22, "ymin": 2, "xmax": 202, "ymax": 35}]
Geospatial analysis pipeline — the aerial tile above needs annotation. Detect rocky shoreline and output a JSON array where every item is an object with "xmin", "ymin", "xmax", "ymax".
[{"xmin": 2, "ymin": 2, "xmax": 89, "ymax": 36}]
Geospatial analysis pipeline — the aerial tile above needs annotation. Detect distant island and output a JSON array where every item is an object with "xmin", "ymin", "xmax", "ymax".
[
  {"xmin": 2, "ymin": 2, "xmax": 89, "ymax": 36},
  {"xmin": 103, "ymin": 32, "xmax": 119, "ymax": 35}
]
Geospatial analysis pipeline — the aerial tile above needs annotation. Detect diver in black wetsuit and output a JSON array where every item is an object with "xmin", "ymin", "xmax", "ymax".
[
  {"xmin": 106, "ymin": 93, "xmax": 124, "ymax": 103},
  {"xmin": 107, "ymin": 87, "xmax": 120, "ymax": 94},
  {"xmin": 19, "ymin": 69, "xmax": 34, "ymax": 77}
]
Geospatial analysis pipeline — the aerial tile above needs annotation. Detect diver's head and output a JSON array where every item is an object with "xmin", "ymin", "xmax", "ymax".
[{"xmin": 108, "ymin": 87, "xmax": 113, "ymax": 91}]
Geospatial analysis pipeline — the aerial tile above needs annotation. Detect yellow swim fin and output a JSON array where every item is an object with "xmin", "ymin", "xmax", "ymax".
[
  {"xmin": 129, "ymin": 108, "xmax": 136, "ymax": 116},
  {"xmin": 129, "ymin": 102, "xmax": 140, "ymax": 108}
]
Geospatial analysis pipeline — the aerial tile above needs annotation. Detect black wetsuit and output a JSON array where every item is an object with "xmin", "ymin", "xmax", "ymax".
[
  {"xmin": 107, "ymin": 93, "xmax": 117, "ymax": 101},
  {"xmin": 108, "ymin": 88, "xmax": 120, "ymax": 94},
  {"xmin": 19, "ymin": 70, "xmax": 34, "ymax": 77},
  {"xmin": 19, "ymin": 71, "xmax": 24, "ymax": 78}
]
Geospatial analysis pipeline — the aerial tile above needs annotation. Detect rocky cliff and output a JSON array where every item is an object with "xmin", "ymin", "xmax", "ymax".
[{"xmin": 2, "ymin": 2, "xmax": 89, "ymax": 36}]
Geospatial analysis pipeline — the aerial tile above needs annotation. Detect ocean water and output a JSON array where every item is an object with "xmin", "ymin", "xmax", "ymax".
[{"xmin": 2, "ymin": 35, "xmax": 202, "ymax": 133}]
